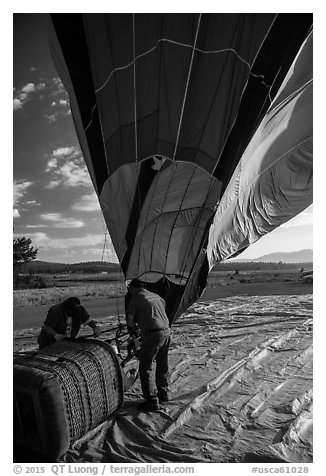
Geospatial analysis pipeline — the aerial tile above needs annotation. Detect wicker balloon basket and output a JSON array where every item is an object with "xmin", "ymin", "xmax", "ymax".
[{"xmin": 13, "ymin": 338, "xmax": 125, "ymax": 460}]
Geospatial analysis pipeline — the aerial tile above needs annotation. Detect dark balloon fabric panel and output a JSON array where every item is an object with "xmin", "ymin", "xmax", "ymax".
[{"xmin": 49, "ymin": 13, "xmax": 312, "ymax": 323}]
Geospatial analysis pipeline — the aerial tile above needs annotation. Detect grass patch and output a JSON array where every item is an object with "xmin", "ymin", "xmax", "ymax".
[{"xmin": 13, "ymin": 282, "xmax": 126, "ymax": 307}]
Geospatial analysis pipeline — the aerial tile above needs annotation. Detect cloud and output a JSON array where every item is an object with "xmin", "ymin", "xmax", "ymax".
[
  {"xmin": 44, "ymin": 113, "xmax": 59, "ymax": 124},
  {"xmin": 45, "ymin": 180, "xmax": 62, "ymax": 189},
  {"xmin": 46, "ymin": 158, "xmax": 58, "ymax": 171},
  {"xmin": 13, "ymin": 98, "xmax": 24, "ymax": 111},
  {"xmin": 13, "ymin": 75, "xmax": 67, "ymax": 120},
  {"xmin": 45, "ymin": 146, "xmax": 92, "ymax": 189},
  {"xmin": 53, "ymin": 147, "xmax": 79, "ymax": 158},
  {"xmin": 21, "ymin": 83, "xmax": 36, "ymax": 94},
  {"xmin": 13, "ymin": 209, "xmax": 20, "ymax": 218},
  {"xmin": 72, "ymin": 193, "xmax": 100, "ymax": 212},
  {"xmin": 14, "ymin": 231, "xmax": 119, "ymax": 263},
  {"xmin": 280, "ymin": 205, "xmax": 313, "ymax": 229},
  {"xmin": 40, "ymin": 213, "xmax": 85, "ymax": 228},
  {"xmin": 25, "ymin": 224, "xmax": 48, "ymax": 228},
  {"xmin": 59, "ymin": 163, "xmax": 91, "ymax": 187},
  {"xmin": 19, "ymin": 231, "xmax": 106, "ymax": 251},
  {"xmin": 13, "ymin": 81, "xmax": 47, "ymax": 111},
  {"xmin": 50, "ymin": 77, "xmax": 66, "ymax": 96},
  {"xmin": 45, "ymin": 163, "xmax": 91, "ymax": 189},
  {"xmin": 40, "ymin": 77, "xmax": 71, "ymax": 123},
  {"xmin": 13, "ymin": 180, "xmax": 33, "ymax": 205},
  {"xmin": 44, "ymin": 109, "xmax": 71, "ymax": 123}
]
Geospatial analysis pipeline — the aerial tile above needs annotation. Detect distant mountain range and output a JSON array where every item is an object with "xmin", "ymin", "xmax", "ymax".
[{"xmin": 239, "ymin": 249, "xmax": 313, "ymax": 263}]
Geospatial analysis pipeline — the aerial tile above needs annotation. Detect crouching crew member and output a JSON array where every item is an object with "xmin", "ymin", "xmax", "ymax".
[
  {"xmin": 37, "ymin": 296, "xmax": 101, "ymax": 349},
  {"xmin": 126, "ymin": 279, "xmax": 171, "ymax": 412}
]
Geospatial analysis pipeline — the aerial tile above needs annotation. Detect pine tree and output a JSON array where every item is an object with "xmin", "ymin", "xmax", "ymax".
[{"xmin": 13, "ymin": 237, "xmax": 38, "ymax": 272}]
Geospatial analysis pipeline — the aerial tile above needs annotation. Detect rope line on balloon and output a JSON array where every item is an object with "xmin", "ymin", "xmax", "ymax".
[
  {"xmin": 84, "ymin": 30, "xmax": 261, "ymax": 134},
  {"xmin": 92, "ymin": 42, "xmax": 255, "ymax": 97}
]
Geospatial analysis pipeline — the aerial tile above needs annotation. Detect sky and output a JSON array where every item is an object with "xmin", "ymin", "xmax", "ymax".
[
  {"xmin": 12, "ymin": 13, "xmax": 313, "ymax": 264},
  {"xmin": 13, "ymin": 13, "xmax": 117, "ymax": 263}
]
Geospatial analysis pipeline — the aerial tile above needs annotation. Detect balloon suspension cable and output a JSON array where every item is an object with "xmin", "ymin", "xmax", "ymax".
[
  {"xmin": 101, "ymin": 229, "xmax": 108, "ymax": 262},
  {"xmin": 100, "ymin": 219, "xmax": 124, "ymax": 325}
]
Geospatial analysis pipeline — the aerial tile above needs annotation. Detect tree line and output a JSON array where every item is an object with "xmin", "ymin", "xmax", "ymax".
[
  {"xmin": 13, "ymin": 235, "xmax": 312, "ymax": 278},
  {"xmin": 26, "ymin": 260, "xmax": 121, "ymax": 275}
]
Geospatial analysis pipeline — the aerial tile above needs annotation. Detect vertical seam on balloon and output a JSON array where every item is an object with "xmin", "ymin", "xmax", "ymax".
[
  {"xmin": 155, "ymin": 14, "xmax": 203, "ymax": 278},
  {"xmin": 88, "ymin": 74, "xmax": 110, "ymax": 180},
  {"xmin": 132, "ymin": 14, "xmax": 143, "ymax": 276},
  {"xmin": 249, "ymin": 14, "xmax": 278, "ymax": 73},
  {"xmin": 208, "ymin": 17, "xmax": 278, "ymax": 179},
  {"xmin": 163, "ymin": 166, "xmax": 198, "ymax": 276},
  {"xmin": 153, "ymin": 15, "xmax": 202, "ymax": 277},
  {"xmin": 177, "ymin": 180, "xmax": 216, "ymax": 282},
  {"xmin": 133, "ymin": 13, "xmax": 138, "ymax": 165},
  {"xmin": 134, "ymin": 16, "xmax": 164, "ymax": 277},
  {"xmin": 172, "ymin": 14, "xmax": 202, "ymax": 162},
  {"xmin": 138, "ymin": 15, "xmax": 202, "ymax": 278}
]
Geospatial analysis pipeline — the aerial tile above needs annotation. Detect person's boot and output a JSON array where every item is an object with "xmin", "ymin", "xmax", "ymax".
[
  {"xmin": 158, "ymin": 392, "xmax": 169, "ymax": 403},
  {"xmin": 137, "ymin": 400, "xmax": 160, "ymax": 412}
]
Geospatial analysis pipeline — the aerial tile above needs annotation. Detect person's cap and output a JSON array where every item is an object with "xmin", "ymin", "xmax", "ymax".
[
  {"xmin": 64, "ymin": 296, "xmax": 81, "ymax": 308},
  {"xmin": 128, "ymin": 279, "xmax": 143, "ymax": 289}
]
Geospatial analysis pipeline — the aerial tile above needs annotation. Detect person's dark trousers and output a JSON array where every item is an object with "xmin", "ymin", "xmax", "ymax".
[{"xmin": 139, "ymin": 329, "xmax": 170, "ymax": 405}]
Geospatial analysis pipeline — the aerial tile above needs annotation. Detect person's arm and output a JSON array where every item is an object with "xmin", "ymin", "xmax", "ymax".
[
  {"xmin": 126, "ymin": 298, "xmax": 138, "ymax": 334},
  {"xmin": 42, "ymin": 325, "xmax": 66, "ymax": 341},
  {"xmin": 87, "ymin": 319, "xmax": 101, "ymax": 337},
  {"xmin": 126, "ymin": 313, "xmax": 136, "ymax": 334},
  {"xmin": 42, "ymin": 308, "xmax": 66, "ymax": 341},
  {"xmin": 81, "ymin": 307, "xmax": 101, "ymax": 337}
]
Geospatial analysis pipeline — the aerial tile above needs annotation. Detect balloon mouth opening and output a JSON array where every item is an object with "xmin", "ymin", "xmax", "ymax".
[{"xmin": 125, "ymin": 272, "xmax": 187, "ymax": 288}]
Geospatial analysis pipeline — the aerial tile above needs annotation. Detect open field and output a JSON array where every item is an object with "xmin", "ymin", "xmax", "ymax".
[
  {"xmin": 13, "ymin": 269, "xmax": 313, "ymax": 462},
  {"xmin": 13, "ymin": 269, "xmax": 312, "ymax": 349},
  {"xmin": 13, "ymin": 268, "xmax": 305, "ymax": 307}
]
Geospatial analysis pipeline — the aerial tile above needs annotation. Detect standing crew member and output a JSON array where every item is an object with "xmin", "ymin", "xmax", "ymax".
[
  {"xmin": 126, "ymin": 279, "xmax": 170, "ymax": 412},
  {"xmin": 37, "ymin": 296, "xmax": 101, "ymax": 349}
]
